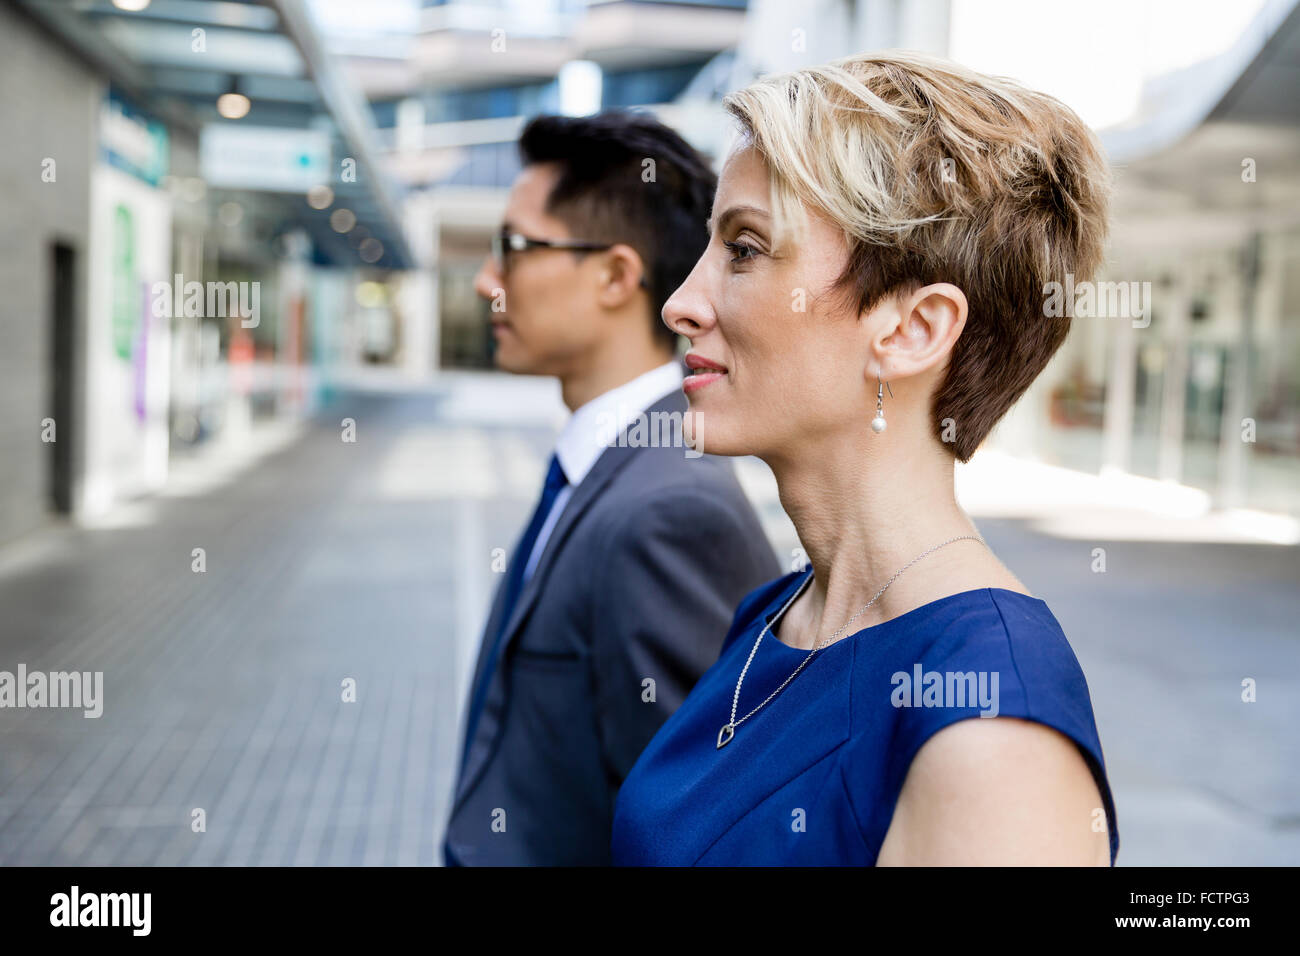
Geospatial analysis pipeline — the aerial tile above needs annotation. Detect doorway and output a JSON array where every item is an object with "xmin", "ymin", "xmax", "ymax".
[{"xmin": 49, "ymin": 241, "xmax": 77, "ymax": 514}]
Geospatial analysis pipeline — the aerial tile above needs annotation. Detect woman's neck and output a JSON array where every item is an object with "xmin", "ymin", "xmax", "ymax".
[{"xmin": 764, "ymin": 428, "xmax": 993, "ymax": 650}]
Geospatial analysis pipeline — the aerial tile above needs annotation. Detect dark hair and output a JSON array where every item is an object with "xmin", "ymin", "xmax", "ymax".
[{"xmin": 518, "ymin": 110, "xmax": 717, "ymax": 350}]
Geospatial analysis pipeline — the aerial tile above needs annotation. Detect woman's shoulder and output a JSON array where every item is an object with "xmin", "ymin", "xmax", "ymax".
[
  {"xmin": 852, "ymin": 586, "xmax": 1099, "ymax": 731},
  {"xmin": 843, "ymin": 587, "xmax": 1120, "ymax": 864},
  {"xmin": 869, "ymin": 585, "xmax": 1081, "ymax": 677}
]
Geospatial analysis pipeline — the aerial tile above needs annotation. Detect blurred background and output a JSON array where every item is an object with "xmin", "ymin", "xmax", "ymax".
[{"xmin": 0, "ymin": 0, "xmax": 1297, "ymax": 866}]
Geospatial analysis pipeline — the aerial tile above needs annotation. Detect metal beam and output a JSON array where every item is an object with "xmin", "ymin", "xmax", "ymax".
[
  {"xmin": 269, "ymin": 0, "xmax": 413, "ymax": 269},
  {"xmin": 79, "ymin": 0, "xmax": 281, "ymax": 32}
]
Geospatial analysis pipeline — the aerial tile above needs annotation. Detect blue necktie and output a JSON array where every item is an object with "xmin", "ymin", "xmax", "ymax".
[{"xmin": 459, "ymin": 453, "xmax": 568, "ymax": 774}]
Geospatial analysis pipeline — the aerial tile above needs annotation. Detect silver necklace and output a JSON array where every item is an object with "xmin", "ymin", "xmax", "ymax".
[{"xmin": 716, "ymin": 534, "xmax": 984, "ymax": 749}]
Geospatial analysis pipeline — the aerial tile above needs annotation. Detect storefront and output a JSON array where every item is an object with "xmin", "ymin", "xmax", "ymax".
[{"xmin": 81, "ymin": 89, "xmax": 173, "ymax": 516}]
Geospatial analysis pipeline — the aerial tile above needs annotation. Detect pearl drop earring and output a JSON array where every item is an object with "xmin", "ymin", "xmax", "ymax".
[{"xmin": 871, "ymin": 377, "xmax": 893, "ymax": 433}]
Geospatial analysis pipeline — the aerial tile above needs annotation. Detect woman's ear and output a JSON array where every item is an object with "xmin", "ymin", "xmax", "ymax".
[
  {"xmin": 868, "ymin": 283, "xmax": 968, "ymax": 379},
  {"xmin": 858, "ymin": 293, "xmax": 905, "ymax": 382},
  {"xmin": 910, "ymin": 283, "xmax": 968, "ymax": 342}
]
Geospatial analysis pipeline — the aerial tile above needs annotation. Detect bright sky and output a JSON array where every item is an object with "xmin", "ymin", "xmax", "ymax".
[
  {"xmin": 308, "ymin": 0, "xmax": 418, "ymax": 34},
  {"xmin": 949, "ymin": 0, "xmax": 1270, "ymax": 129}
]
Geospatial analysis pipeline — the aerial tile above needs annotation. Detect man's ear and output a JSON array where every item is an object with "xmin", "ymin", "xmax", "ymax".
[
  {"xmin": 867, "ymin": 283, "xmax": 967, "ymax": 380},
  {"xmin": 595, "ymin": 243, "xmax": 647, "ymax": 309}
]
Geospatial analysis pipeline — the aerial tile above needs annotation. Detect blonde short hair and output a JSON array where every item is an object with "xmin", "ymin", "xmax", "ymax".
[{"xmin": 723, "ymin": 51, "xmax": 1111, "ymax": 461}]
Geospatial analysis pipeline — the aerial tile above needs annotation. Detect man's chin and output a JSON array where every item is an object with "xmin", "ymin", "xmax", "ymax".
[
  {"xmin": 491, "ymin": 347, "xmax": 531, "ymax": 375},
  {"xmin": 492, "ymin": 338, "xmax": 556, "ymax": 377}
]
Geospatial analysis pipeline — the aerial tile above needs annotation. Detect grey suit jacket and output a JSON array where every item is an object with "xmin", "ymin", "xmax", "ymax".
[{"xmin": 442, "ymin": 386, "xmax": 780, "ymax": 865}]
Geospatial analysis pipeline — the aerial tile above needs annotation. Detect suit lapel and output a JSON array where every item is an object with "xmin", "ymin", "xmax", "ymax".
[{"xmin": 453, "ymin": 387, "xmax": 688, "ymax": 811}]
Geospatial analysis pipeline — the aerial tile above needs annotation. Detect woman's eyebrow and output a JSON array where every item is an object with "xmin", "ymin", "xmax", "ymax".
[{"xmin": 708, "ymin": 204, "xmax": 771, "ymax": 237}]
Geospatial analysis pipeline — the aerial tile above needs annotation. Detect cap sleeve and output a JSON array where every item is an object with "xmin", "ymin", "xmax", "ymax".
[{"xmin": 850, "ymin": 590, "xmax": 1120, "ymax": 864}]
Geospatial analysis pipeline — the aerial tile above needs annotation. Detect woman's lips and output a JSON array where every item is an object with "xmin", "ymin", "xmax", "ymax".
[
  {"xmin": 683, "ymin": 370, "xmax": 725, "ymax": 392},
  {"xmin": 683, "ymin": 352, "xmax": 727, "ymax": 391}
]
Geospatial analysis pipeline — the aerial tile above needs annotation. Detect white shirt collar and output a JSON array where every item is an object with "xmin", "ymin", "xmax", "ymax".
[{"xmin": 554, "ymin": 360, "xmax": 684, "ymax": 487}]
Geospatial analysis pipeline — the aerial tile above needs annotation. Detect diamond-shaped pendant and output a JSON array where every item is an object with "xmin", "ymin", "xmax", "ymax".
[{"xmin": 716, "ymin": 723, "xmax": 735, "ymax": 749}]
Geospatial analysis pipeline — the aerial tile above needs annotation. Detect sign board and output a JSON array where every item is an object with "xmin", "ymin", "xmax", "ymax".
[
  {"xmin": 100, "ymin": 89, "xmax": 169, "ymax": 187},
  {"xmin": 200, "ymin": 125, "xmax": 331, "ymax": 192}
]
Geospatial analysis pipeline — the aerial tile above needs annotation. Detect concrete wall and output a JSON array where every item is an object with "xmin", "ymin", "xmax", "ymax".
[{"xmin": 0, "ymin": 5, "xmax": 101, "ymax": 545}]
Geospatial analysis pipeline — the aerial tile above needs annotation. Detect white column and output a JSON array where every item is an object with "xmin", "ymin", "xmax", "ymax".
[
  {"xmin": 400, "ymin": 191, "xmax": 438, "ymax": 379},
  {"xmin": 1157, "ymin": 268, "xmax": 1191, "ymax": 483},
  {"xmin": 1101, "ymin": 308, "xmax": 1137, "ymax": 475},
  {"xmin": 1217, "ymin": 234, "xmax": 1264, "ymax": 509}
]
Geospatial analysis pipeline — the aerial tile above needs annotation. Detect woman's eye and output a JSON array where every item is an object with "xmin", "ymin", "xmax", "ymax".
[{"xmin": 723, "ymin": 240, "xmax": 759, "ymax": 263}]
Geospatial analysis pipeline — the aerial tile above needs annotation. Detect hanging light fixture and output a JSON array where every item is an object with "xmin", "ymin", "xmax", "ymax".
[{"xmin": 217, "ymin": 77, "xmax": 250, "ymax": 120}]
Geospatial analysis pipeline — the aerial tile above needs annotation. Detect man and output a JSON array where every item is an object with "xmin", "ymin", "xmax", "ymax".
[{"xmin": 443, "ymin": 111, "xmax": 779, "ymax": 866}]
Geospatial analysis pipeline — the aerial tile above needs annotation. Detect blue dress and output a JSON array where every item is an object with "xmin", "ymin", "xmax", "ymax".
[{"xmin": 611, "ymin": 569, "xmax": 1120, "ymax": 865}]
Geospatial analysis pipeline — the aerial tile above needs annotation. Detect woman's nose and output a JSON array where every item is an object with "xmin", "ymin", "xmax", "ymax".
[{"xmin": 662, "ymin": 263, "xmax": 714, "ymax": 339}]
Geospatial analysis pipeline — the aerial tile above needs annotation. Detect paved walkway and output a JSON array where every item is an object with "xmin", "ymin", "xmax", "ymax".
[
  {"xmin": 1, "ymin": 379, "xmax": 1297, "ymax": 865},
  {"xmin": 0, "ymin": 389, "xmax": 547, "ymax": 865}
]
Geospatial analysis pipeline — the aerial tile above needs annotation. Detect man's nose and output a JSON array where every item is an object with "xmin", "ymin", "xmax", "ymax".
[{"xmin": 473, "ymin": 254, "xmax": 503, "ymax": 302}]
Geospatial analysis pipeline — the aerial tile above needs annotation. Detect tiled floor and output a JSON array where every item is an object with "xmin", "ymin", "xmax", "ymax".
[{"xmin": 0, "ymin": 391, "xmax": 545, "ymax": 865}]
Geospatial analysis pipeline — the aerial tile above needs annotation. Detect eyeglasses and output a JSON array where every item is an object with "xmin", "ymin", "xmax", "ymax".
[
  {"xmin": 491, "ymin": 230, "xmax": 613, "ymax": 270},
  {"xmin": 490, "ymin": 229, "xmax": 649, "ymax": 289}
]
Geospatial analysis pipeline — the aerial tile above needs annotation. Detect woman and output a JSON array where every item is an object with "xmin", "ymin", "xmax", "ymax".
[{"xmin": 611, "ymin": 52, "xmax": 1120, "ymax": 865}]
